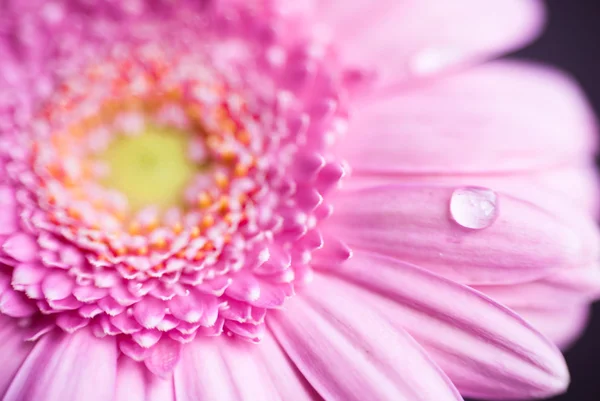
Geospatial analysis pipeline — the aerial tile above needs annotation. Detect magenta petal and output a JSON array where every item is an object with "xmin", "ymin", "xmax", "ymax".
[
  {"xmin": 331, "ymin": 185, "xmax": 598, "ymax": 284},
  {"xmin": 168, "ymin": 293, "xmax": 204, "ymax": 324},
  {"xmin": 0, "ymin": 186, "xmax": 17, "ymax": 235},
  {"xmin": 268, "ymin": 277, "xmax": 461, "ymax": 401},
  {"xmin": 0, "ymin": 315, "xmax": 35, "ymax": 395},
  {"xmin": 144, "ymin": 337, "xmax": 182, "ymax": 378},
  {"xmin": 133, "ymin": 297, "xmax": 166, "ymax": 329},
  {"xmin": 328, "ymin": 251, "xmax": 570, "ymax": 399},
  {"xmin": 56, "ymin": 312, "xmax": 89, "ymax": 333},
  {"xmin": 3, "ymin": 329, "xmax": 117, "ymax": 401},
  {"xmin": 248, "ymin": 280, "xmax": 290, "ymax": 308},
  {"xmin": 3, "ymin": 233, "xmax": 38, "ymax": 262},
  {"xmin": 0, "ymin": 289, "xmax": 37, "ymax": 317},
  {"xmin": 110, "ymin": 313, "xmax": 143, "ymax": 334},
  {"xmin": 116, "ymin": 358, "xmax": 175, "ymax": 401},
  {"xmin": 132, "ymin": 329, "xmax": 162, "ymax": 348},
  {"xmin": 41, "ymin": 272, "xmax": 75, "ymax": 301},
  {"xmin": 11, "ymin": 263, "xmax": 46, "ymax": 288},
  {"xmin": 156, "ymin": 314, "xmax": 180, "ymax": 332},
  {"xmin": 73, "ymin": 285, "xmax": 109, "ymax": 302},
  {"xmin": 119, "ymin": 339, "xmax": 149, "ymax": 362},
  {"xmin": 224, "ymin": 320, "xmax": 265, "ymax": 342},
  {"xmin": 225, "ymin": 273, "xmax": 261, "ymax": 302}
]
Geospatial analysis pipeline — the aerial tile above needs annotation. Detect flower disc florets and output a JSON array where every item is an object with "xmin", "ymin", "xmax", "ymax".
[{"xmin": 0, "ymin": 1, "xmax": 347, "ymax": 373}]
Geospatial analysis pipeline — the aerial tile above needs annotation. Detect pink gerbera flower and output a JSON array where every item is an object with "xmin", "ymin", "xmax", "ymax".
[{"xmin": 0, "ymin": 0, "xmax": 598, "ymax": 400}]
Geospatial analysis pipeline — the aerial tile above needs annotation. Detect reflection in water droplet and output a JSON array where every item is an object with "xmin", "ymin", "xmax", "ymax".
[{"xmin": 450, "ymin": 187, "xmax": 498, "ymax": 230}]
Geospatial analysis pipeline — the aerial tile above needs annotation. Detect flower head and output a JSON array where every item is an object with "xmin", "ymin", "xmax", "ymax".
[{"xmin": 0, "ymin": 1, "xmax": 598, "ymax": 401}]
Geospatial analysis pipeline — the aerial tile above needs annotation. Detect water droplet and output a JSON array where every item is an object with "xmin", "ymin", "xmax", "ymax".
[{"xmin": 450, "ymin": 187, "xmax": 498, "ymax": 230}]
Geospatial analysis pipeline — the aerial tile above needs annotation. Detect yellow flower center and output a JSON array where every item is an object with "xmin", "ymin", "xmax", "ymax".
[{"xmin": 99, "ymin": 123, "xmax": 198, "ymax": 211}]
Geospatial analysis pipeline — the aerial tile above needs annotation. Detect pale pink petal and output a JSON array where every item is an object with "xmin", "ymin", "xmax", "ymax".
[
  {"xmin": 116, "ymin": 358, "xmax": 175, "ymax": 401},
  {"xmin": 0, "ymin": 315, "xmax": 35, "ymax": 396},
  {"xmin": 268, "ymin": 276, "xmax": 462, "ymax": 401},
  {"xmin": 3, "ymin": 329, "xmax": 117, "ymax": 401},
  {"xmin": 323, "ymin": 251, "xmax": 569, "ymax": 399},
  {"xmin": 256, "ymin": 331, "xmax": 322, "ymax": 400},
  {"xmin": 115, "ymin": 358, "xmax": 145, "ymax": 401},
  {"xmin": 517, "ymin": 306, "xmax": 591, "ymax": 351},
  {"xmin": 174, "ymin": 338, "xmax": 242, "ymax": 400},
  {"xmin": 315, "ymin": 1, "xmax": 544, "ymax": 84},
  {"xmin": 345, "ymin": 165, "xmax": 600, "ymax": 219},
  {"xmin": 341, "ymin": 62, "xmax": 596, "ymax": 173},
  {"xmin": 329, "ymin": 186, "xmax": 598, "ymax": 284},
  {"xmin": 218, "ymin": 338, "xmax": 289, "ymax": 400},
  {"xmin": 475, "ymin": 265, "xmax": 600, "ymax": 310},
  {"xmin": 174, "ymin": 334, "xmax": 320, "ymax": 400}
]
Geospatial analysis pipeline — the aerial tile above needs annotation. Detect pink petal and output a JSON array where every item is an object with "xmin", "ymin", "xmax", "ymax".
[
  {"xmin": 116, "ymin": 358, "xmax": 175, "ymax": 401},
  {"xmin": 3, "ymin": 329, "xmax": 117, "ymax": 401},
  {"xmin": 342, "ymin": 62, "xmax": 596, "ymax": 173},
  {"xmin": 0, "ymin": 315, "xmax": 35, "ymax": 396},
  {"xmin": 132, "ymin": 329, "xmax": 162, "ymax": 348},
  {"xmin": 318, "ymin": 0, "xmax": 544, "ymax": 84},
  {"xmin": 330, "ymin": 186, "xmax": 598, "ymax": 284},
  {"xmin": 119, "ymin": 338, "xmax": 149, "ymax": 362},
  {"xmin": 73, "ymin": 285, "xmax": 109, "ymax": 302},
  {"xmin": 156, "ymin": 314, "xmax": 180, "ymax": 332},
  {"xmin": 249, "ymin": 280, "xmax": 291, "ymax": 308},
  {"xmin": 267, "ymin": 278, "xmax": 461, "ymax": 401},
  {"xmin": 225, "ymin": 272, "xmax": 261, "ymax": 302},
  {"xmin": 0, "ymin": 288, "xmax": 37, "ymax": 317},
  {"xmin": 475, "ymin": 264, "xmax": 600, "ymax": 310},
  {"xmin": 3, "ymin": 233, "xmax": 38, "ymax": 262},
  {"xmin": 110, "ymin": 313, "xmax": 143, "ymax": 334},
  {"xmin": 56, "ymin": 312, "xmax": 89, "ymax": 333},
  {"xmin": 255, "ymin": 331, "xmax": 321, "ymax": 400},
  {"xmin": 11, "ymin": 263, "xmax": 47, "ymax": 288},
  {"xmin": 98, "ymin": 296, "xmax": 126, "ymax": 316},
  {"xmin": 144, "ymin": 337, "xmax": 182, "ymax": 378},
  {"xmin": 346, "ymin": 164, "xmax": 600, "ymax": 220},
  {"xmin": 0, "ymin": 186, "xmax": 18, "ymax": 235},
  {"xmin": 224, "ymin": 321, "xmax": 265, "ymax": 342},
  {"xmin": 168, "ymin": 293, "xmax": 204, "ymax": 324},
  {"xmin": 517, "ymin": 306, "xmax": 590, "ymax": 351},
  {"xmin": 198, "ymin": 295, "xmax": 219, "ymax": 327},
  {"xmin": 115, "ymin": 358, "xmax": 145, "ymax": 401},
  {"xmin": 174, "ymin": 338, "xmax": 240, "ymax": 400},
  {"xmin": 175, "ymin": 337, "xmax": 288, "ymax": 401},
  {"xmin": 326, "ymin": 251, "xmax": 570, "ymax": 399},
  {"xmin": 41, "ymin": 271, "xmax": 75, "ymax": 301},
  {"xmin": 133, "ymin": 297, "xmax": 166, "ymax": 329}
]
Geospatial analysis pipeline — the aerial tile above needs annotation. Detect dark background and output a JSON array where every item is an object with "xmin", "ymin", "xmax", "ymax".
[{"xmin": 473, "ymin": 1, "xmax": 600, "ymax": 401}]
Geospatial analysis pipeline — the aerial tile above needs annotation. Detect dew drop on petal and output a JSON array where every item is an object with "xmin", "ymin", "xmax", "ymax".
[{"xmin": 449, "ymin": 187, "xmax": 498, "ymax": 230}]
